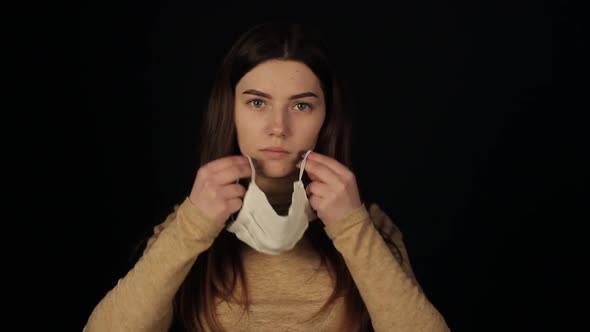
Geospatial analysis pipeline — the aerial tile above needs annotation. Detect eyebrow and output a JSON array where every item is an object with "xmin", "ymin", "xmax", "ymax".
[{"xmin": 242, "ymin": 89, "xmax": 319, "ymax": 100}]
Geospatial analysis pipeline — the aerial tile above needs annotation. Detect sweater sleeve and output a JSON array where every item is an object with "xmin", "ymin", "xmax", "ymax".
[
  {"xmin": 324, "ymin": 203, "xmax": 450, "ymax": 332},
  {"xmin": 84, "ymin": 197, "xmax": 225, "ymax": 332}
]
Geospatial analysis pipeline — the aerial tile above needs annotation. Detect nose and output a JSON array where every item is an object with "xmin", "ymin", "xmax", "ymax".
[{"xmin": 268, "ymin": 108, "xmax": 290, "ymax": 138}]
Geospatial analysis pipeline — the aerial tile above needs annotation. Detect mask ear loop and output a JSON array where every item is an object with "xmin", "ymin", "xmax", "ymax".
[
  {"xmin": 298, "ymin": 150, "xmax": 313, "ymax": 181},
  {"xmin": 299, "ymin": 150, "xmax": 318, "ymax": 218}
]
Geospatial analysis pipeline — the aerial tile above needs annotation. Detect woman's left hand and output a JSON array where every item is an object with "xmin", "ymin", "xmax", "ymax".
[{"xmin": 296, "ymin": 151, "xmax": 363, "ymax": 227}]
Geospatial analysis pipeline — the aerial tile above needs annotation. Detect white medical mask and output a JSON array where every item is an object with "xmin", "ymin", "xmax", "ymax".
[{"xmin": 226, "ymin": 150, "xmax": 317, "ymax": 255}]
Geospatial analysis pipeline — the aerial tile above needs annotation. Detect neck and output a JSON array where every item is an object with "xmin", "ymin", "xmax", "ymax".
[{"xmin": 253, "ymin": 171, "xmax": 299, "ymax": 213}]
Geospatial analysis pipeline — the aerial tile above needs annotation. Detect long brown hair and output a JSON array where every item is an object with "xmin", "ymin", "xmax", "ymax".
[{"xmin": 175, "ymin": 21, "xmax": 372, "ymax": 331}]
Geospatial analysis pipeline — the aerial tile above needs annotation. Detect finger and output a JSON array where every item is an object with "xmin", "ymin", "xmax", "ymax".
[
  {"xmin": 308, "ymin": 194, "xmax": 323, "ymax": 210},
  {"xmin": 220, "ymin": 183, "xmax": 247, "ymax": 199},
  {"xmin": 213, "ymin": 163, "xmax": 252, "ymax": 185},
  {"xmin": 306, "ymin": 181, "xmax": 330, "ymax": 199},
  {"xmin": 300, "ymin": 158, "xmax": 340, "ymax": 185},
  {"xmin": 204, "ymin": 155, "xmax": 249, "ymax": 174},
  {"xmin": 226, "ymin": 197, "xmax": 243, "ymax": 214},
  {"xmin": 306, "ymin": 169, "xmax": 321, "ymax": 182},
  {"xmin": 306, "ymin": 152, "xmax": 350, "ymax": 177}
]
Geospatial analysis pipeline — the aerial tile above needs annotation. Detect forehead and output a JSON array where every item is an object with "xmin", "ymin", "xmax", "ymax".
[{"xmin": 236, "ymin": 60, "xmax": 323, "ymax": 98}]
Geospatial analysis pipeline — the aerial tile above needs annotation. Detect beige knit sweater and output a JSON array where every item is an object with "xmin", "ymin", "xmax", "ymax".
[{"xmin": 85, "ymin": 173, "xmax": 449, "ymax": 331}]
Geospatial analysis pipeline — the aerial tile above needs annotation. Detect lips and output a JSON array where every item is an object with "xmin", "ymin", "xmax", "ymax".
[
  {"xmin": 260, "ymin": 147, "xmax": 288, "ymax": 153},
  {"xmin": 260, "ymin": 146, "xmax": 290, "ymax": 160}
]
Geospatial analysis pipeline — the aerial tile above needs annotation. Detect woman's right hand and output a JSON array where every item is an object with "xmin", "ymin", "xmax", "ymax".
[{"xmin": 189, "ymin": 155, "xmax": 252, "ymax": 226}]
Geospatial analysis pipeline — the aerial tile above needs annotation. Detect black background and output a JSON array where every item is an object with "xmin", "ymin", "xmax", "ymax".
[{"xmin": 29, "ymin": 0, "xmax": 587, "ymax": 330}]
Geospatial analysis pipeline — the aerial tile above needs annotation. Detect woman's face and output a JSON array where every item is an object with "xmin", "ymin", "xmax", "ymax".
[{"xmin": 234, "ymin": 60, "xmax": 326, "ymax": 178}]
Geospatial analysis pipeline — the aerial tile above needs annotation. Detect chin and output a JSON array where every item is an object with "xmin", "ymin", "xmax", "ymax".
[{"xmin": 259, "ymin": 163, "xmax": 297, "ymax": 178}]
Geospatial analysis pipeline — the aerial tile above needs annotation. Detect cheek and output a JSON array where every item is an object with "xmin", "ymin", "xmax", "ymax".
[
  {"xmin": 234, "ymin": 110, "xmax": 259, "ymax": 148},
  {"xmin": 235, "ymin": 107, "xmax": 251, "ymax": 133},
  {"xmin": 235, "ymin": 116, "xmax": 257, "ymax": 135},
  {"xmin": 300, "ymin": 118, "xmax": 324, "ymax": 145}
]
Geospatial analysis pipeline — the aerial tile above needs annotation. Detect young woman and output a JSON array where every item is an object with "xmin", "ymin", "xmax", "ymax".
[{"xmin": 85, "ymin": 21, "xmax": 450, "ymax": 332}]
